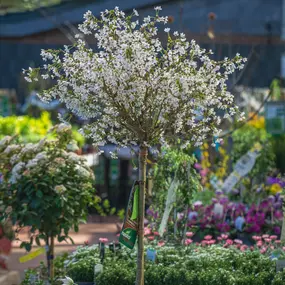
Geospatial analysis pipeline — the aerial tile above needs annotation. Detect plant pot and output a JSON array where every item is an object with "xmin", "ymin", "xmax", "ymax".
[{"xmin": 77, "ymin": 282, "xmax": 95, "ymax": 285}]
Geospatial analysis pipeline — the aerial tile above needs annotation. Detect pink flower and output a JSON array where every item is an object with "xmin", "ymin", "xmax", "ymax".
[
  {"xmin": 158, "ymin": 241, "xmax": 165, "ymax": 247},
  {"xmin": 270, "ymin": 235, "xmax": 277, "ymax": 240},
  {"xmin": 264, "ymin": 238, "xmax": 271, "ymax": 243},
  {"xmin": 240, "ymin": 245, "xmax": 248, "ymax": 252},
  {"xmin": 262, "ymin": 234, "xmax": 270, "ymax": 239},
  {"xmin": 84, "ymin": 240, "xmax": 89, "ymax": 246},
  {"xmin": 275, "ymin": 240, "xmax": 281, "ymax": 244},
  {"xmin": 208, "ymin": 239, "xmax": 216, "ymax": 245},
  {"xmin": 194, "ymin": 163, "xmax": 202, "ymax": 170},
  {"xmin": 221, "ymin": 234, "xmax": 229, "ymax": 240},
  {"xmin": 226, "ymin": 239, "xmax": 233, "ymax": 245},
  {"xmin": 144, "ymin": 228, "xmax": 152, "ymax": 235},
  {"xmin": 234, "ymin": 239, "xmax": 243, "ymax": 245},
  {"xmin": 99, "ymin": 238, "xmax": 108, "ymax": 243},
  {"xmin": 185, "ymin": 239, "xmax": 193, "ymax": 246},
  {"xmin": 256, "ymin": 241, "xmax": 263, "ymax": 247},
  {"xmin": 260, "ymin": 247, "xmax": 267, "ymax": 254},
  {"xmin": 153, "ymin": 231, "xmax": 159, "ymax": 236},
  {"xmin": 252, "ymin": 236, "xmax": 262, "ymax": 241},
  {"xmin": 200, "ymin": 169, "xmax": 208, "ymax": 177},
  {"xmin": 250, "ymin": 246, "xmax": 254, "ymax": 251},
  {"xmin": 147, "ymin": 236, "xmax": 155, "ymax": 241},
  {"xmin": 282, "ymin": 247, "xmax": 285, "ymax": 251},
  {"xmin": 270, "ymin": 246, "xmax": 275, "ymax": 250},
  {"xmin": 186, "ymin": 232, "xmax": 194, "ymax": 238},
  {"xmin": 204, "ymin": 235, "xmax": 212, "ymax": 240},
  {"xmin": 217, "ymin": 237, "xmax": 222, "ymax": 241}
]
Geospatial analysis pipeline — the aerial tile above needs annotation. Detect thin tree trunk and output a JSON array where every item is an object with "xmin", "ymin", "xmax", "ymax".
[
  {"xmin": 136, "ymin": 145, "xmax": 147, "ymax": 285},
  {"xmin": 50, "ymin": 236, "xmax": 55, "ymax": 280},
  {"xmin": 46, "ymin": 236, "xmax": 50, "ymax": 278},
  {"xmin": 46, "ymin": 236, "xmax": 55, "ymax": 281}
]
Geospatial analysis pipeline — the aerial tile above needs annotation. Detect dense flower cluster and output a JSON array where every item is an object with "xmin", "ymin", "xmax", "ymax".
[
  {"xmin": 24, "ymin": 7, "xmax": 246, "ymax": 148},
  {"xmin": 143, "ymin": 228, "xmax": 285, "ymax": 256},
  {"xmin": 0, "ymin": 124, "xmax": 93, "ymax": 185},
  {"xmin": 146, "ymin": 191, "xmax": 283, "ymax": 238}
]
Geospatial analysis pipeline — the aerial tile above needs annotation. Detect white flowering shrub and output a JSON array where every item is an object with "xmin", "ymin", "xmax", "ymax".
[
  {"xmin": 23, "ymin": 6, "xmax": 246, "ymax": 284},
  {"xmin": 24, "ymin": 7, "xmax": 246, "ymax": 148},
  {"xmin": 0, "ymin": 124, "xmax": 97, "ymax": 278}
]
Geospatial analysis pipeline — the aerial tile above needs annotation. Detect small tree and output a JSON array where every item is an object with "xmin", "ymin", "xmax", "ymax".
[
  {"xmin": 0, "ymin": 124, "xmax": 96, "ymax": 281},
  {"xmin": 24, "ymin": 7, "xmax": 246, "ymax": 285}
]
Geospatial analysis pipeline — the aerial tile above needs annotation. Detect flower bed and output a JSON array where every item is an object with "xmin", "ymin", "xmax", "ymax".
[{"xmin": 23, "ymin": 236, "xmax": 285, "ymax": 285}]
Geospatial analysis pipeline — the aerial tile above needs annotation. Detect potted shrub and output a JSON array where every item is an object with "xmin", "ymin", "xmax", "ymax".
[
  {"xmin": 24, "ymin": 6, "xmax": 246, "ymax": 284},
  {"xmin": 0, "ymin": 124, "xmax": 98, "ymax": 282}
]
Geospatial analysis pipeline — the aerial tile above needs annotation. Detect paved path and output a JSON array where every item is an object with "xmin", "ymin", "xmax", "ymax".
[{"xmin": 7, "ymin": 222, "xmax": 120, "ymax": 280}]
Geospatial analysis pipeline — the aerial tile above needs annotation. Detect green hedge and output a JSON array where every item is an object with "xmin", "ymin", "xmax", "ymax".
[{"xmin": 54, "ymin": 245, "xmax": 285, "ymax": 285}]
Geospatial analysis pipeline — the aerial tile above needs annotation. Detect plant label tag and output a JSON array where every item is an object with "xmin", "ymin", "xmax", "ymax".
[
  {"xmin": 19, "ymin": 247, "xmax": 46, "ymax": 263},
  {"xmin": 276, "ymin": 260, "xmax": 285, "ymax": 272},
  {"xmin": 146, "ymin": 248, "xmax": 156, "ymax": 262},
  {"xmin": 94, "ymin": 264, "xmax": 103, "ymax": 275}
]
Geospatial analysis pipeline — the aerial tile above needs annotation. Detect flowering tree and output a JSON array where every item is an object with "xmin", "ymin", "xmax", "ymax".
[
  {"xmin": 0, "ymin": 124, "xmax": 96, "ymax": 281},
  {"xmin": 24, "ymin": 7, "xmax": 246, "ymax": 285}
]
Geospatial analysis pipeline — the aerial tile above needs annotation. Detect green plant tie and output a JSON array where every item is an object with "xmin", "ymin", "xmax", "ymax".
[{"xmin": 130, "ymin": 187, "xmax": 138, "ymax": 220}]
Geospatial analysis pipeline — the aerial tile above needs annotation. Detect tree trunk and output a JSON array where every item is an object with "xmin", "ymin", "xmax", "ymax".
[
  {"xmin": 46, "ymin": 236, "xmax": 55, "ymax": 281},
  {"xmin": 136, "ymin": 145, "xmax": 147, "ymax": 285}
]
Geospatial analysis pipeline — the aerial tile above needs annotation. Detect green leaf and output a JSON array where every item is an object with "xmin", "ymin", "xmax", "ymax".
[{"xmin": 36, "ymin": 190, "xmax": 43, "ymax": 198}]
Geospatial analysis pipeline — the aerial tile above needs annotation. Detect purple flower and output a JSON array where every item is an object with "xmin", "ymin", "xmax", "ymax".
[
  {"xmin": 217, "ymin": 222, "xmax": 230, "ymax": 232},
  {"xmin": 267, "ymin": 177, "xmax": 285, "ymax": 187},
  {"xmin": 273, "ymin": 226, "xmax": 281, "ymax": 235},
  {"xmin": 246, "ymin": 224, "xmax": 261, "ymax": 233},
  {"xmin": 274, "ymin": 210, "xmax": 283, "ymax": 219},
  {"xmin": 220, "ymin": 197, "xmax": 229, "ymax": 205}
]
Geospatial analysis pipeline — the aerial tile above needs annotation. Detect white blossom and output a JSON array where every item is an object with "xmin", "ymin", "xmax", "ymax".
[
  {"xmin": 9, "ymin": 162, "xmax": 25, "ymax": 183},
  {"xmin": 25, "ymin": 7, "xmax": 245, "ymax": 148}
]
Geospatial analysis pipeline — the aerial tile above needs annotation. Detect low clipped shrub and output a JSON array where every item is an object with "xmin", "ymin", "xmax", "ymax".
[{"xmin": 22, "ymin": 244, "xmax": 285, "ymax": 284}]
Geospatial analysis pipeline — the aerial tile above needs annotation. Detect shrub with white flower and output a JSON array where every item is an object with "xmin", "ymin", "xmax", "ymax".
[
  {"xmin": 23, "ymin": 6, "xmax": 246, "ymax": 285},
  {"xmin": 0, "ymin": 124, "xmax": 96, "ymax": 281}
]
